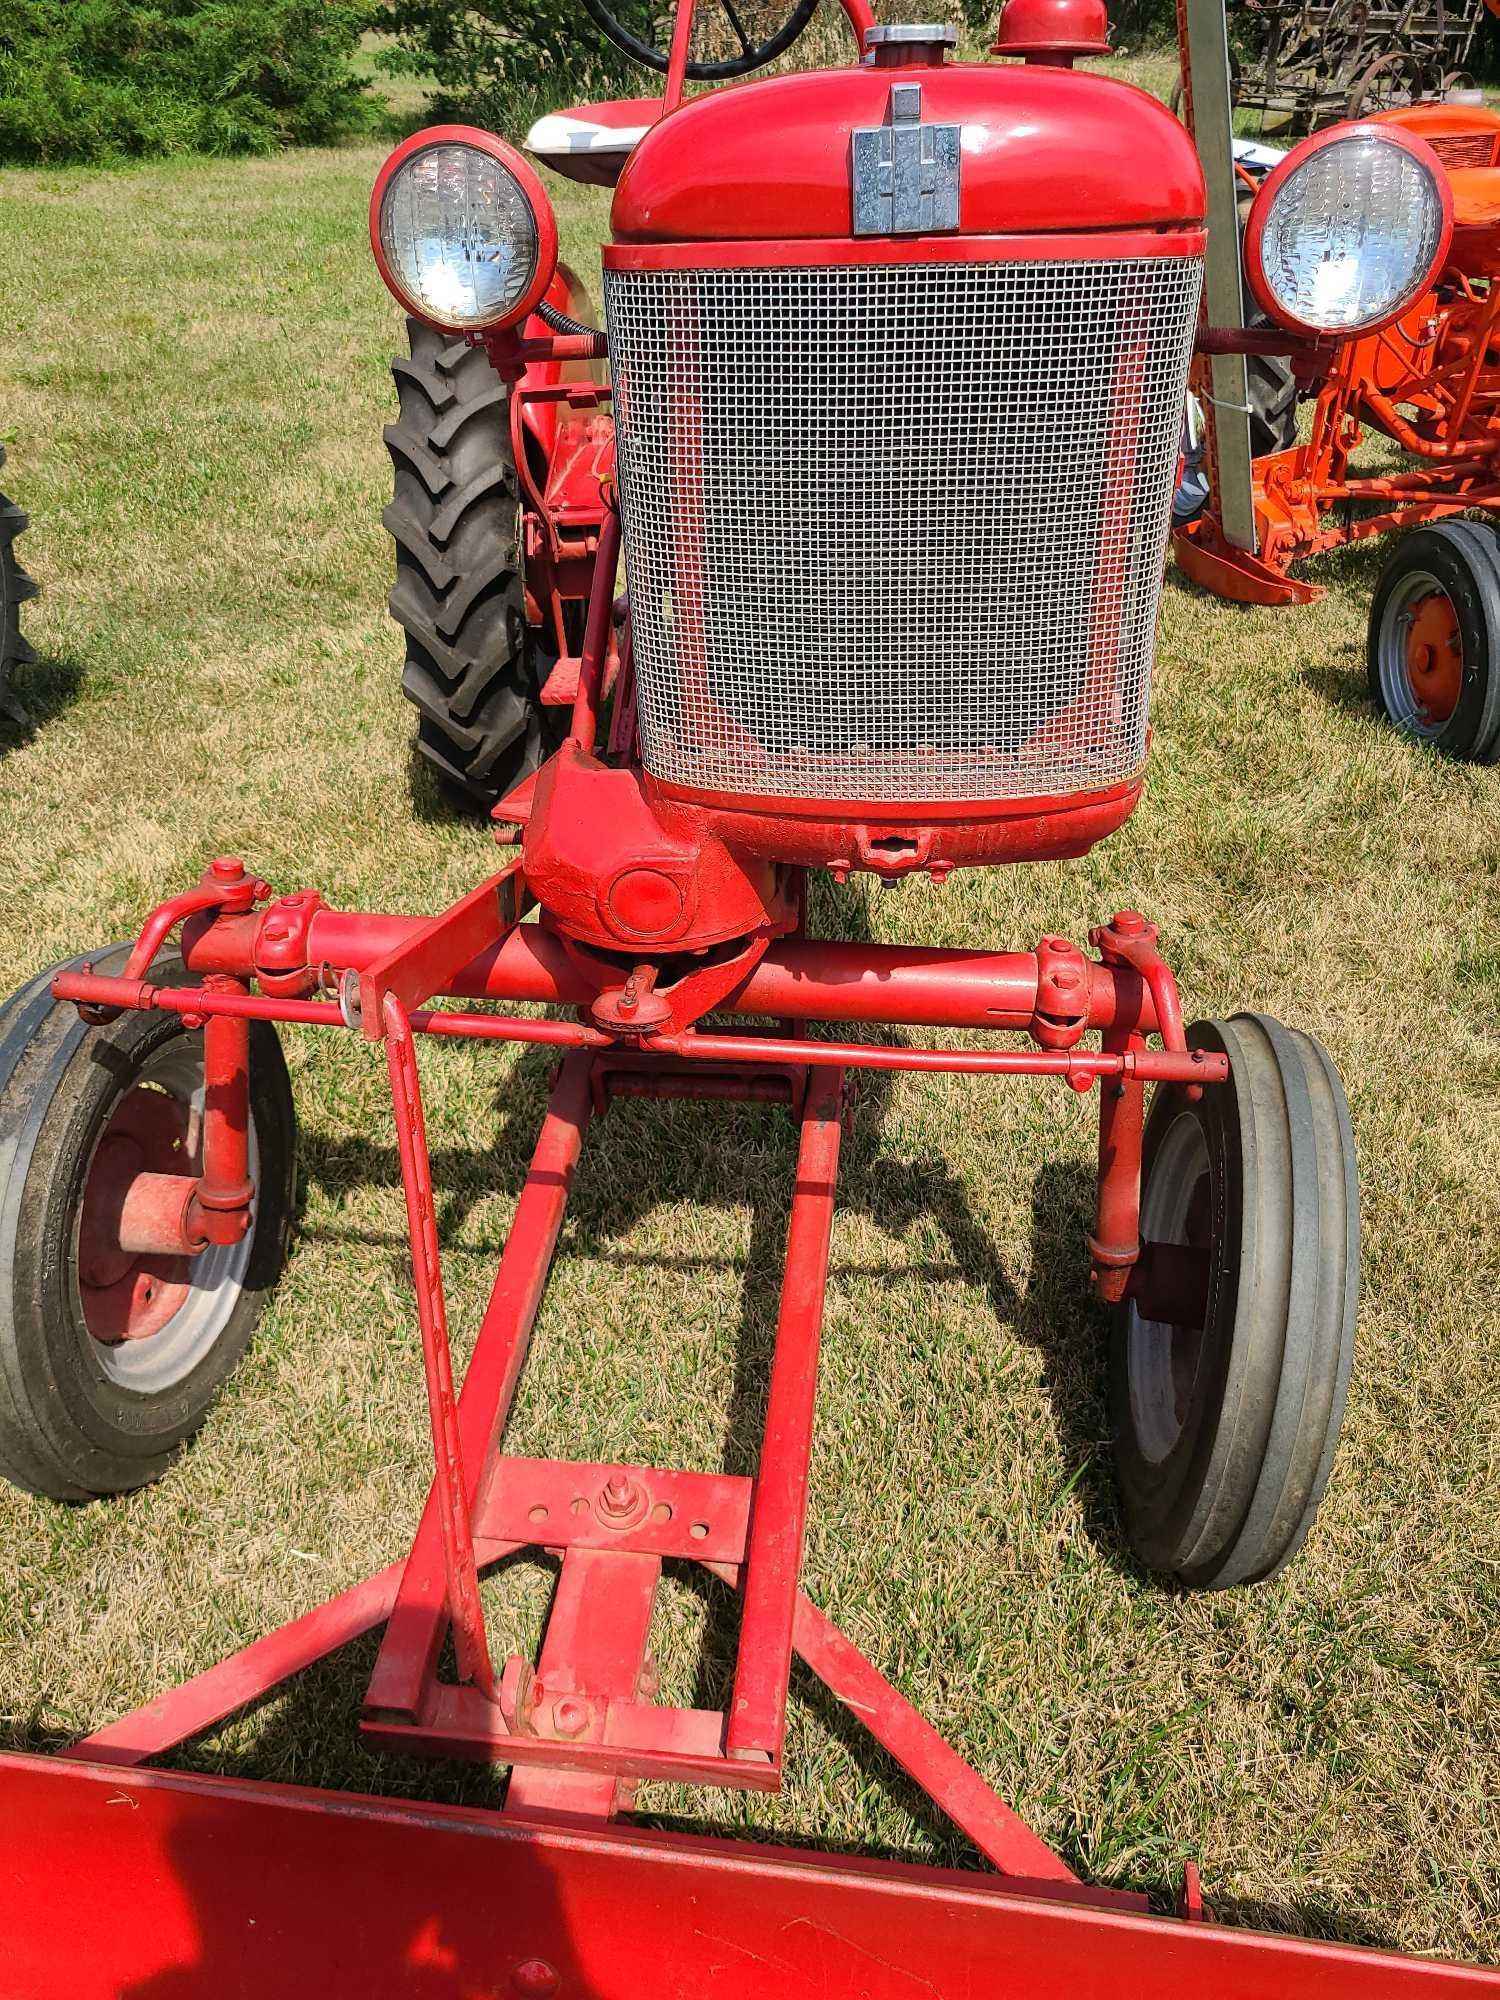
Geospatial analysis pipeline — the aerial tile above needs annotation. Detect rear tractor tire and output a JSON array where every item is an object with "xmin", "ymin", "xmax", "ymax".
[
  {"xmin": 386, "ymin": 318, "xmax": 551, "ymax": 812},
  {"xmin": 0, "ymin": 443, "xmax": 39, "ymax": 727},
  {"xmin": 0, "ymin": 948, "xmax": 297, "ymax": 1500},
  {"xmin": 1367, "ymin": 520, "xmax": 1500, "ymax": 762},
  {"xmin": 1112, "ymin": 1014, "xmax": 1359, "ymax": 1590}
]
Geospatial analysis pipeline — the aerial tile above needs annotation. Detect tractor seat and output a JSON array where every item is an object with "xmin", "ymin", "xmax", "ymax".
[{"xmin": 526, "ymin": 98, "xmax": 662, "ymax": 187}]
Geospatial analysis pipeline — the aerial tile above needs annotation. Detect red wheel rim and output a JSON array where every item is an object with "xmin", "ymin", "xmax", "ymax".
[{"xmin": 76, "ymin": 1085, "xmax": 195, "ymax": 1344}]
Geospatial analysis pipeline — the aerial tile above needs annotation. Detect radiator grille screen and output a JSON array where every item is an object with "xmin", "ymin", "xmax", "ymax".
[
  {"xmin": 1428, "ymin": 132, "xmax": 1495, "ymax": 169},
  {"xmin": 604, "ymin": 252, "xmax": 1202, "ymax": 803}
]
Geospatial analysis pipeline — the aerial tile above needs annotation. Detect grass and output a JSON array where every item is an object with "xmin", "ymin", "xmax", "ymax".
[{"xmin": 1, "ymin": 48, "xmax": 1498, "ymax": 1973}]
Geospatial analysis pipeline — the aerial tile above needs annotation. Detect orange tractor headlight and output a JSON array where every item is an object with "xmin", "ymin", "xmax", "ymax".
[
  {"xmin": 1245, "ymin": 123, "xmax": 1452, "ymax": 337},
  {"xmin": 370, "ymin": 125, "xmax": 558, "ymax": 334}
]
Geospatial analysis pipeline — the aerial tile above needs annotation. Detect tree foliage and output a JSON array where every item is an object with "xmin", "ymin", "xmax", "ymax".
[
  {"xmin": 0, "ymin": 0, "xmax": 376, "ymax": 165},
  {"xmin": 371, "ymin": 0, "xmax": 644, "ymax": 136}
]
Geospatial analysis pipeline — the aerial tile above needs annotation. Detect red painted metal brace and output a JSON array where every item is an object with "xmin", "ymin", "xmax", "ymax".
[
  {"xmin": 15, "ymin": 922, "xmax": 1500, "ymax": 1990},
  {"xmin": 56, "ymin": 1035, "xmax": 1125, "ymax": 1908}
]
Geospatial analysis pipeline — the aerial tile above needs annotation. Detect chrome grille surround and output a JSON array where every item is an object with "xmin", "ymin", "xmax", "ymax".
[{"xmin": 604, "ymin": 249, "xmax": 1203, "ymax": 804}]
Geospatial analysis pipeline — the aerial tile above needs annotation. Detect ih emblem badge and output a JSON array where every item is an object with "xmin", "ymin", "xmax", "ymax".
[{"xmin": 851, "ymin": 83, "xmax": 961, "ymax": 236}]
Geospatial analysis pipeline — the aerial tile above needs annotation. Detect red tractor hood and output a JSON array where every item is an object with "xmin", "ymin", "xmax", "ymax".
[{"xmin": 611, "ymin": 61, "xmax": 1204, "ymax": 243}]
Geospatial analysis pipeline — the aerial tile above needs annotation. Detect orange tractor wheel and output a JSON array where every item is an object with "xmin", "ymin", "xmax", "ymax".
[{"xmin": 1368, "ymin": 521, "xmax": 1500, "ymax": 762}]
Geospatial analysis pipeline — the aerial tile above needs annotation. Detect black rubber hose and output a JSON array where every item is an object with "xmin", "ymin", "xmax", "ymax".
[{"xmin": 537, "ymin": 300, "xmax": 609, "ymax": 354}]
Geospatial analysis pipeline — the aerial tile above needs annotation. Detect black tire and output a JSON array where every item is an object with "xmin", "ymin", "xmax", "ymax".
[
  {"xmin": 1366, "ymin": 520, "xmax": 1500, "ymax": 763},
  {"xmin": 0, "ymin": 443, "xmax": 39, "ymax": 728},
  {"xmin": 1236, "ymin": 192, "xmax": 1298, "ymax": 459},
  {"xmin": 0, "ymin": 946, "xmax": 297, "ymax": 1500},
  {"xmin": 1171, "ymin": 205, "xmax": 1297, "ymax": 527},
  {"xmin": 1112, "ymin": 1014, "xmax": 1359, "ymax": 1590},
  {"xmin": 386, "ymin": 318, "xmax": 550, "ymax": 811},
  {"xmin": 1244, "ymin": 351, "xmax": 1297, "ymax": 459}
]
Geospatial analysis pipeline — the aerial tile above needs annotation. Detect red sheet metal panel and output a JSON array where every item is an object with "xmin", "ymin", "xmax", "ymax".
[{"xmin": 1, "ymin": 1752, "xmax": 1494, "ymax": 2000}]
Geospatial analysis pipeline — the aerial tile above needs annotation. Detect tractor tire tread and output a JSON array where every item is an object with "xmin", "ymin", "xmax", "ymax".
[
  {"xmin": 386, "ymin": 317, "xmax": 550, "ymax": 808},
  {"xmin": 1112, "ymin": 1012, "xmax": 1358, "ymax": 1590}
]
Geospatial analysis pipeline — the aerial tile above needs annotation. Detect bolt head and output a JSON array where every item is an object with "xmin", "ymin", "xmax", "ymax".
[
  {"xmin": 552, "ymin": 1696, "xmax": 589, "ymax": 1738},
  {"xmin": 597, "ymin": 1471, "xmax": 646, "ymax": 1524},
  {"xmin": 512, "ymin": 1961, "xmax": 558, "ymax": 1996},
  {"xmin": 210, "ymin": 856, "xmax": 245, "ymax": 882},
  {"xmin": 1112, "ymin": 910, "xmax": 1147, "ymax": 937}
]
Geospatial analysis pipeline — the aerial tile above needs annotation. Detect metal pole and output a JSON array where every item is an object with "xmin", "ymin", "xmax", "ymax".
[{"xmin": 1180, "ymin": 0, "xmax": 1259, "ymax": 551}]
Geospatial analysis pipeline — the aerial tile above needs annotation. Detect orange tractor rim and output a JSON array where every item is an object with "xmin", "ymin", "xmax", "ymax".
[{"xmin": 1404, "ymin": 588, "xmax": 1464, "ymax": 723}]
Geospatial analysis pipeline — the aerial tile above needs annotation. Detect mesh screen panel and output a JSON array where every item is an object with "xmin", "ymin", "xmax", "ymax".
[
  {"xmin": 605, "ymin": 252, "xmax": 1202, "ymax": 803},
  {"xmin": 1428, "ymin": 132, "xmax": 1495, "ymax": 169}
]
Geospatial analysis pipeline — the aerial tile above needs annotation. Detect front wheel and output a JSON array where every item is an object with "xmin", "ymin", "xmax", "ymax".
[
  {"xmin": 0, "ymin": 948, "xmax": 297, "ymax": 1500},
  {"xmin": 1367, "ymin": 521, "xmax": 1500, "ymax": 763},
  {"xmin": 1112, "ymin": 1014, "xmax": 1359, "ymax": 1590}
]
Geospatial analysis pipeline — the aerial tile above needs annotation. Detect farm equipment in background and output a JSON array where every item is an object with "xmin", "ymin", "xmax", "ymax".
[
  {"xmin": 1, "ymin": 0, "xmax": 1495, "ymax": 1989},
  {"xmin": 1173, "ymin": 5, "xmax": 1500, "ymax": 761},
  {"xmin": 1171, "ymin": 0, "xmax": 1500, "ymax": 131},
  {"xmin": 0, "ymin": 443, "xmax": 37, "ymax": 728}
]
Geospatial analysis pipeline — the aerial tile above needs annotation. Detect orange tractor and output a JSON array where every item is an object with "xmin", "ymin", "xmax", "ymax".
[{"xmin": 1175, "ymin": 100, "xmax": 1500, "ymax": 762}]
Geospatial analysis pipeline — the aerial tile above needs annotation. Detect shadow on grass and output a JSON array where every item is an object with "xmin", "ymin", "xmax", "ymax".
[
  {"xmin": 403, "ymin": 739, "xmax": 497, "ymax": 827},
  {"xmin": 0, "ymin": 651, "xmax": 85, "ymax": 744}
]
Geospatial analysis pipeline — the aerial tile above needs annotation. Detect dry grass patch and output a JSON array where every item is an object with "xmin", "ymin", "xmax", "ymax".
[{"xmin": 1, "ymin": 64, "xmax": 1498, "ymax": 1969}]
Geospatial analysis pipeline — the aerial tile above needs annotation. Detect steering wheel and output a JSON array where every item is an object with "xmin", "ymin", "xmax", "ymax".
[{"xmin": 579, "ymin": 0, "xmax": 820, "ymax": 78}]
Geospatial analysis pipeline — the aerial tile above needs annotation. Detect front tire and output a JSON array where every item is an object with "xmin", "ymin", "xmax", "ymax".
[
  {"xmin": 0, "ymin": 948, "xmax": 297, "ymax": 1500},
  {"xmin": 386, "ymin": 318, "xmax": 550, "ymax": 810},
  {"xmin": 1367, "ymin": 521, "xmax": 1500, "ymax": 763},
  {"xmin": 1112, "ymin": 1014, "xmax": 1359, "ymax": 1589}
]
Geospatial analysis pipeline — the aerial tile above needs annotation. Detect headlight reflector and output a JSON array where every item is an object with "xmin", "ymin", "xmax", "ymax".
[
  {"xmin": 371, "ymin": 127, "xmax": 557, "ymax": 333},
  {"xmin": 1246, "ymin": 126, "xmax": 1451, "ymax": 335}
]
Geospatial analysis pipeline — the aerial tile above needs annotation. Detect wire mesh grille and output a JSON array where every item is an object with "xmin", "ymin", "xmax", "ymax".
[
  {"xmin": 1427, "ymin": 131, "xmax": 1495, "ymax": 169},
  {"xmin": 605, "ymin": 252, "xmax": 1202, "ymax": 803}
]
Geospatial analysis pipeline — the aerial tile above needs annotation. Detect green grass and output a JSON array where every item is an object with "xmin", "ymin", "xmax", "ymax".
[{"xmin": 1, "ymin": 52, "xmax": 1498, "ymax": 1972}]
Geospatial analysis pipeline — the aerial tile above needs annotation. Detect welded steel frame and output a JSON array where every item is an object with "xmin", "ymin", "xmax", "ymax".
[
  {"xmin": 1178, "ymin": 288, "xmax": 1500, "ymax": 602},
  {"xmin": 5, "ymin": 20, "xmax": 1497, "ymax": 1986},
  {"xmin": 6, "ymin": 907, "xmax": 1498, "ymax": 1991}
]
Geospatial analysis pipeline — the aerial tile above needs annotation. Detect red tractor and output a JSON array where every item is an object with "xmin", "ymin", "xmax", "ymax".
[
  {"xmin": 1174, "ymin": 97, "xmax": 1500, "ymax": 762},
  {"xmin": 1, "ymin": 1, "xmax": 1489, "ymax": 1989}
]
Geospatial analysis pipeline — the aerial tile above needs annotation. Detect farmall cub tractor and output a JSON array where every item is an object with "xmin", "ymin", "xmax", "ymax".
[{"xmin": 8, "ymin": 0, "xmax": 1494, "ymax": 1991}]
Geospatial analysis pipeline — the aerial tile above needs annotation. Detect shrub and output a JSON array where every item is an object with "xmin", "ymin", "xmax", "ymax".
[
  {"xmin": 0, "ymin": 0, "xmax": 376, "ymax": 166},
  {"xmin": 371, "ymin": 0, "xmax": 642, "ymax": 138}
]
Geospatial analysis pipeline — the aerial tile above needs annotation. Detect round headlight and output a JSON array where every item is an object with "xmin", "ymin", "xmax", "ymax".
[
  {"xmin": 370, "ymin": 126, "xmax": 557, "ymax": 334},
  {"xmin": 1245, "ymin": 125, "xmax": 1452, "ymax": 336}
]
